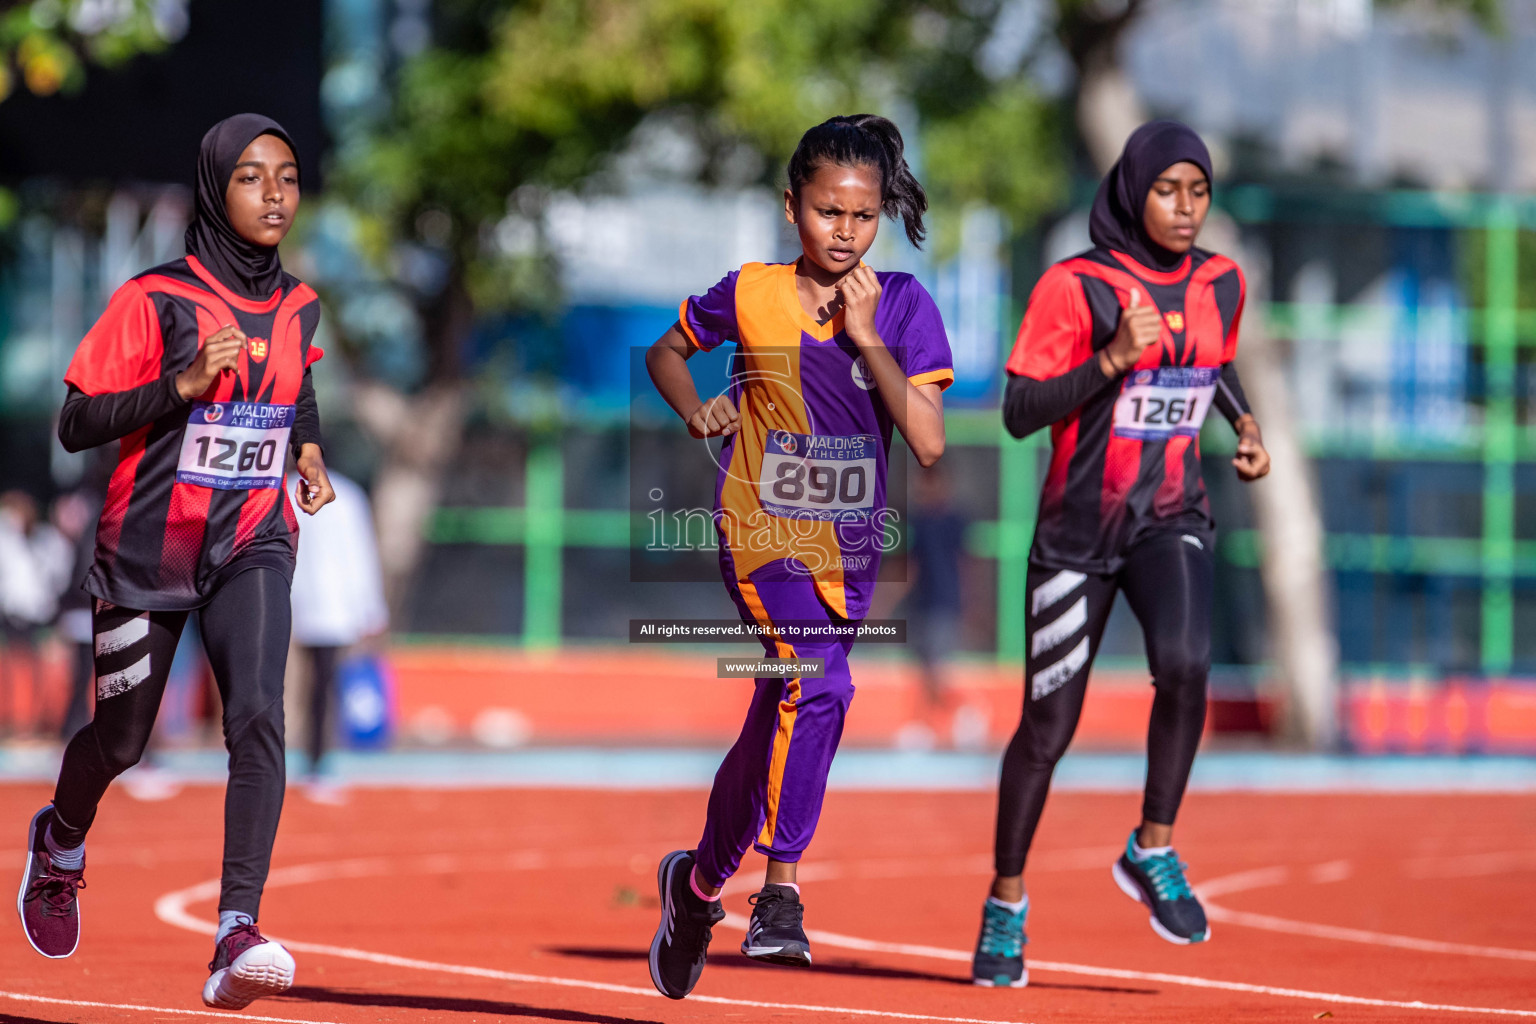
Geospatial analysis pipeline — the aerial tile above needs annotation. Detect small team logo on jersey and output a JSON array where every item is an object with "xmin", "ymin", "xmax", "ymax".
[
  {"xmin": 203, "ymin": 404, "xmax": 224, "ymax": 424},
  {"xmin": 773, "ymin": 431, "xmax": 798, "ymax": 455},
  {"xmin": 1163, "ymin": 310, "xmax": 1185, "ymax": 333},
  {"xmin": 850, "ymin": 355, "xmax": 875, "ymax": 391},
  {"xmin": 247, "ymin": 337, "xmax": 269, "ymax": 362}
]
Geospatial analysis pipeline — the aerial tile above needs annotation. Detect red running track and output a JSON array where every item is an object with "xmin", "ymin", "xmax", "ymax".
[{"xmin": 0, "ymin": 785, "xmax": 1531, "ymax": 1023}]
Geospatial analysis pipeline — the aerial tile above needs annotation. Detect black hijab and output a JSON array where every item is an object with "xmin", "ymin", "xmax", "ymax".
[
  {"xmin": 184, "ymin": 113, "xmax": 299, "ymax": 299},
  {"xmin": 1088, "ymin": 120, "xmax": 1212, "ymax": 273}
]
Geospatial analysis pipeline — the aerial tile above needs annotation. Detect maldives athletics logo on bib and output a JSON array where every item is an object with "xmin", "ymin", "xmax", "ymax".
[
  {"xmin": 202, "ymin": 404, "xmax": 224, "ymax": 424},
  {"xmin": 247, "ymin": 337, "xmax": 269, "ymax": 362}
]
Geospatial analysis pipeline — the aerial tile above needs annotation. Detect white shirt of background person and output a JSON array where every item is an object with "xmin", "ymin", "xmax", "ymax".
[
  {"xmin": 0, "ymin": 507, "xmax": 65, "ymax": 627},
  {"xmin": 285, "ymin": 469, "xmax": 388, "ymax": 648}
]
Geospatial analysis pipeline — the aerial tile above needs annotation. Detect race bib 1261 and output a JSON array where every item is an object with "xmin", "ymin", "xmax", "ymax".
[
  {"xmin": 759, "ymin": 431, "xmax": 879, "ymax": 521},
  {"xmin": 176, "ymin": 402, "xmax": 294, "ymax": 490},
  {"xmin": 1112, "ymin": 366, "xmax": 1219, "ymax": 441}
]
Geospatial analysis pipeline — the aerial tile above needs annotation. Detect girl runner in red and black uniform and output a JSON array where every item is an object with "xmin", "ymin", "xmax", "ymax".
[
  {"xmin": 972, "ymin": 121, "xmax": 1271, "ymax": 988},
  {"xmin": 16, "ymin": 114, "xmax": 334, "ymax": 1010}
]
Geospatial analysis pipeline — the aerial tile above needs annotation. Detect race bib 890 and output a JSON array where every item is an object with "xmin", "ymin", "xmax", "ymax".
[
  {"xmin": 1112, "ymin": 366, "xmax": 1219, "ymax": 441},
  {"xmin": 759, "ymin": 431, "xmax": 878, "ymax": 521},
  {"xmin": 176, "ymin": 402, "xmax": 294, "ymax": 490}
]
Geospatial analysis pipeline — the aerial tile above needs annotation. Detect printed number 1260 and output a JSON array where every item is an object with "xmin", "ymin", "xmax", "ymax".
[{"xmin": 192, "ymin": 436, "xmax": 279, "ymax": 473}]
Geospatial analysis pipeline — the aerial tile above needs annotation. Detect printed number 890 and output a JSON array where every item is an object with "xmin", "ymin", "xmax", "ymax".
[{"xmin": 771, "ymin": 461, "xmax": 868, "ymax": 505}]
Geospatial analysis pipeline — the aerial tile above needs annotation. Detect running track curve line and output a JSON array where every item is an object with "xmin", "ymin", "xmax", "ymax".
[
  {"xmin": 149, "ymin": 851, "xmax": 1536, "ymax": 1020},
  {"xmin": 156, "ymin": 851, "xmax": 1034, "ymax": 1024},
  {"xmin": 1195, "ymin": 861, "xmax": 1536, "ymax": 963},
  {"xmin": 0, "ymin": 989, "xmax": 349, "ymax": 1024}
]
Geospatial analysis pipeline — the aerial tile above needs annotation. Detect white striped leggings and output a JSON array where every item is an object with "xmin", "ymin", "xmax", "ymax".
[
  {"xmin": 51, "ymin": 568, "xmax": 290, "ymax": 917},
  {"xmin": 993, "ymin": 529, "xmax": 1214, "ymax": 877}
]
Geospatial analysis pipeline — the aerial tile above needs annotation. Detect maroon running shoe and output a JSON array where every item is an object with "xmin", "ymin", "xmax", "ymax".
[
  {"xmin": 202, "ymin": 919, "xmax": 295, "ymax": 1009},
  {"xmin": 17, "ymin": 805, "xmax": 85, "ymax": 959}
]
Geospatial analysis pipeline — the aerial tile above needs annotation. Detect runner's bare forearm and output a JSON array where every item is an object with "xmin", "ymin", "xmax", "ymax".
[
  {"xmin": 646, "ymin": 324, "xmax": 705, "ymax": 422},
  {"xmin": 854, "ymin": 335, "xmax": 945, "ymax": 466}
]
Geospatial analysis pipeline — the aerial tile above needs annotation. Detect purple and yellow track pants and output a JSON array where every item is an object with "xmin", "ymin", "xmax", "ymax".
[{"xmin": 693, "ymin": 560, "xmax": 857, "ymax": 888}]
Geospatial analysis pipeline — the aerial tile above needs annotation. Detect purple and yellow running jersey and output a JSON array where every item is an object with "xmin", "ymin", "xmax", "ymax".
[{"xmin": 679, "ymin": 261, "xmax": 953, "ymax": 621}]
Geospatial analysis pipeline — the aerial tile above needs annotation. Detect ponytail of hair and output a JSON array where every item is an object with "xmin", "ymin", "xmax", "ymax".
[{"xmin": 787, "ymin": 114, "xmax": 928, "ymax": 249}]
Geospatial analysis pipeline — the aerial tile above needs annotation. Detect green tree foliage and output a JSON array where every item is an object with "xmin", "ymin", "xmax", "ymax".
[
  {"xmin": 335, "ymin": 0, "xmax": 1067, "ymax": 381},
  {"xmin": 0, "ymin": 0, "xmax": 181, "ymax": 102}
]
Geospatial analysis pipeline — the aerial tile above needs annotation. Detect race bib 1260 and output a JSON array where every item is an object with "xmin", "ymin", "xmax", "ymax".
[
  {"xmin": 176, "ymin": 402, "xmax": 294, "ymax": 490},
  {"xmin": 759, "ymin": 431, "xmax": 878, "ymax": 521},
  {"xmin": 1112, "ymin": 366, "xmax": 1219, "ymax": 441}
]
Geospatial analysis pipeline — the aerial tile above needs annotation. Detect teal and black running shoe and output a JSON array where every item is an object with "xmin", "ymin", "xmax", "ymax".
[
  {"xmin": 1111, "ymin": 830, "xmax": 1210, "ymax": 944},
  {"xmin": 971, "ymin": 896, "xmax": 1028, "ymax": 988}
]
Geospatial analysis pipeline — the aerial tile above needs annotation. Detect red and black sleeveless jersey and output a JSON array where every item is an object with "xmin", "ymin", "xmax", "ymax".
[
  {"xmin": 1006, "ymin": 246, "xmax": 1244, "ymax": 574},
  {"xmin": 65, "ymin": 255, "xmax": 323, "ymax": 611}
]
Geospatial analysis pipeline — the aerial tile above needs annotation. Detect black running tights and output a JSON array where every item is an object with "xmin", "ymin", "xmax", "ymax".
[
  {"xmin": 52, "ymin": 567, "xmax": 290, "ymax": 917},
  {"xmin": 994, "ymin": 530, "xmax": 1213, "ymax": 877}
]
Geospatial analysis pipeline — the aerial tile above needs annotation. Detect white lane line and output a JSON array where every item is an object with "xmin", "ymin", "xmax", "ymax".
[
  {"xmin": 155, "ymin": 855, "xmax": 1034, "ymax": 1024},
  {"xmin": 154, "ymin": 849, "xmax": 1536, "ymax": 1022},
  {"xmin": 0, "ymin": 988, "xmax": 347, "ymax": 1024},
  {"xmin": 1403, "ymin": 849, "xmax": 1536, "ymax": 879},
  {"xmin": 1306, "ymin": 860, "xmax": 1353, "ymax": 884},
  {"xmin": 1196, "ymin": 864, "xmax": 1536, "ymax": 963},
  {"xmin": 728, "ymin": 917, "xmax": 1536, "ymax": 1018},
  {"xmin": 274, "ymin": 938, "xmax": 1033, "ymax": 1024}
]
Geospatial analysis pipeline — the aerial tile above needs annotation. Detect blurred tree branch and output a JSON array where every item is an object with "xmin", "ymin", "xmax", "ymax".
[
  {"xmin": 0, "ymin": 0, "xmax": 184, "ymax": 102},
  {"xmin": 324, "ymin": 0, "xmax": 1072, "ymax": 610}
]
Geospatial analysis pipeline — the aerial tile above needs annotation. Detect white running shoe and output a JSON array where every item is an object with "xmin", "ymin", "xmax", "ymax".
[{"xmin": 201, "ymin": 919, "xmax": 295, "ymax": 1009}]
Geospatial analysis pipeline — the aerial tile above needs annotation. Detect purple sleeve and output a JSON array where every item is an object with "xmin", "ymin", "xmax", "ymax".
[
  {"xmin": 884, "ymin": 275, "xmax": 954, "ymax": 390},
  {"xmin": 679, "ymin": 271, "xmax": 740, "ymax": 353}
]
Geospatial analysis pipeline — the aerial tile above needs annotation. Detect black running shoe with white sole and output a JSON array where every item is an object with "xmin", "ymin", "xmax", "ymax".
[
  {"xmin": 971, "ymin": 897, "xmax": 1027, "ymax": 987},
  {"xmin": 17, "ymin": 805, "xmax": 85, "ymax": 959},
  {"xmin": 649, "ymin": 850, "xmax": 725, "ymax": 999},
  {"xmin": 1111, "ymin": 829, "xmax": 1210, "ymax": 944},
  {"xmin": 741, "ymin": 883, "xmax": 811, "ymax": 966}
]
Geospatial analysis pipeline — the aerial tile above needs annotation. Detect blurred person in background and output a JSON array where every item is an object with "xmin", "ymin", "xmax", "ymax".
[
  {"xmin": 0, "ymin": 491, "xmax": 71, "ymax": 738},
  {"xmin": 50, "ymin": 491, "xmax": 103, "ymax": 741},
  {"xmin": 285, "ymin": 467, "xmax": 388, "ymax": 804},
  {"xmin": 895, "ymin": 464, "xmax": 985, "ymax": 750},
  {"xmin": 16, "ymin": 115, "xmax": 333, "ymax": 1014},
  {"xmin": 971, "ymin": 121, "xmax": 1271, "ymax": 989}
]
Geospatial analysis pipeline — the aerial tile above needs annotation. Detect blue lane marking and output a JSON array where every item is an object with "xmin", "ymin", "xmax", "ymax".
[{"xmin": 2, "ymin": 748, "xmax": 1530, "ymax": 791}]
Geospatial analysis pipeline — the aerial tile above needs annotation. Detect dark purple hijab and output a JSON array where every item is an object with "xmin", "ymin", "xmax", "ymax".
[
  {"xmin": 1088, "ymin": 120, "xmax": 1212, "ymax": 272},
  {"xmin": 184, "ymin": 113, "xmax": 300, "ymax": 299}
]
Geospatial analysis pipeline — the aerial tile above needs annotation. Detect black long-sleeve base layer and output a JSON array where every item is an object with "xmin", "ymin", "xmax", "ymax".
[
  {"xmin": 59, "ymin": 369, "xmax": 323, "ymax": 457},
  {"xmin": 1002, "ymin": 360, "xmax": 1253, "ymax": 441}
]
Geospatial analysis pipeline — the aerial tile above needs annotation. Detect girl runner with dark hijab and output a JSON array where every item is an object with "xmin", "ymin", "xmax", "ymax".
[
  {"xmin": 971, "ymin": 121, "xmax": 1270, "ymax": 987},
  {"xmin": 17, "ymin": 114, "xmax": 334, "ymax": 1010}
]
